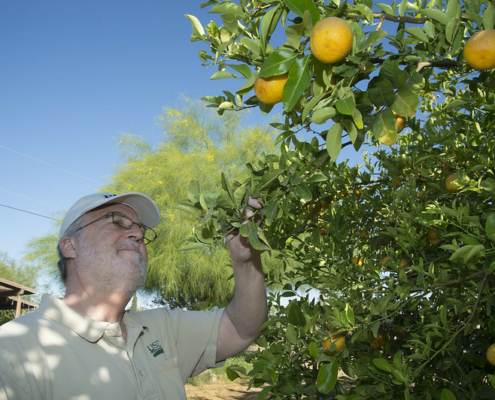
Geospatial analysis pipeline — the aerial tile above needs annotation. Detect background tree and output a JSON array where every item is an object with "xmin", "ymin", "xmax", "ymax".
[
  {"xmin": 26, "ymin": 98, "xmax": 283, "ymax": 309},
  {"xmin": 183, "ymin": 0, "xmax": 495, "ymax": 398}
]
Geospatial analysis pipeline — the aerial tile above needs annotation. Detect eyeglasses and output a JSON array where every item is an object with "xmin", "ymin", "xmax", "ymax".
[{"xmin": 73, "ymin": 212, "xmax": 158, "ymax": 245}]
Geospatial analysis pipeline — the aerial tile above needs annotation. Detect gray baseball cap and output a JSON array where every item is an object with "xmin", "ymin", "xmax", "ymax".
[{"xmin": 59, "ymin": 192, "xmax": 161, "ymax": 239}]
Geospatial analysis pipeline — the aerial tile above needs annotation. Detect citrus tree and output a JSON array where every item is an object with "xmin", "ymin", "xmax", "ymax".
[{"xmin": 182, "ymin": 0, "xmax": 495, "ymax": 398}]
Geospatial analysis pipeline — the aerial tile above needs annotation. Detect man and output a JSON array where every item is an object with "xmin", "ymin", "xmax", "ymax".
[{"xmin": 0, "ymin": 192, "xmax": 267, "ymax": 399}]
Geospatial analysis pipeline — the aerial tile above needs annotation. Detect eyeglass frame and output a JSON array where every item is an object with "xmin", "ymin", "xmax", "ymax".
[{"xmin": 72, "ymin": 211, "xmax": 158, "ymax": 245}]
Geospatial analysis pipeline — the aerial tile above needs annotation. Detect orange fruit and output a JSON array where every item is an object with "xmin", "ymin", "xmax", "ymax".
[
  {"xmin": 372, "ymin": 329, "xmax": 388, "ymax": 349},
  {"xmin": 445, "ymin": 172, "xmax": 461, "ymax": 192},
  {"xmin": 380, "ymin": 255, "xmax": 393, "ymax": 267},
  {"xmin": 322, "ymin": 333, "xmax": 345, "ymax": 355},
  {"xmin": 352, "ymin": 256, "xmax": 363, "ymax": 266},
  {"xmin": 393, "ymin": 111, "xmax": 406, "ymax": 133},
  {"xmin": 254, "ymin": 73, "xmax": 289, "ymax": 105},
  {"xmin": 310, "ymin": 17, "xmax": 353, "ymax": 64},
  {"xmin": 427, "ymin": 229, "xmax": 439, "ymax": 245},
  {"xmin": 463, "ymin": 30, "xmax": 495, "ymax": 70},
  {"xmin": 487, "ymin": 343, "xmax": 495, "ymax": 366}
]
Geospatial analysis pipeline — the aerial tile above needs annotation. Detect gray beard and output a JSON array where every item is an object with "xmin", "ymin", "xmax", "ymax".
[{"xmin": 77, "ymin": 239, "xmax": 148, "ymax": 298}]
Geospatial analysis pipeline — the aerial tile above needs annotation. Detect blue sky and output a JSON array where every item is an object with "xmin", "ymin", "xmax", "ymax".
[{"xmin": 1, "ymin": 1, "xmax": 363, "ymax": 266}]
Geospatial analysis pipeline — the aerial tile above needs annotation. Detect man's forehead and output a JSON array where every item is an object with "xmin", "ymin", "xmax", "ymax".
[{"xmin": 85, "ymin": 203, "xmax": 140, "ymax": 220}]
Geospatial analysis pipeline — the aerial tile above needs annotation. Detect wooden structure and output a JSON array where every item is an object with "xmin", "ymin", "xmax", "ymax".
[{"xmin": 0, "ymin": 277, "xmax": 38, "ymax": 318}]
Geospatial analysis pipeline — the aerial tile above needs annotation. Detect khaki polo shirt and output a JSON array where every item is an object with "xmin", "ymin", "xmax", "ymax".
[{"xmin": 0, "ymin": 294, "xmax": 224, "ymax": 400}]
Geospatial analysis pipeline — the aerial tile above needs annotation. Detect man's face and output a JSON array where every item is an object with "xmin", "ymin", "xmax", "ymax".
[{"xmin": 71, "ymin": 203, "xmax": 149, "ymax": 296}]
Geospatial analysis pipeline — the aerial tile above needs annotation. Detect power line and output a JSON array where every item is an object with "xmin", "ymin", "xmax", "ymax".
[
  {"xmin": 0, "ymin": 188, "xmax": 54, "ymax": 207},
  {"xmin": 0, "ymin": 145, "xmax": 101, "ymax": 184},
  {"xmin": 0, "ymin": 203, "xmax": 60, "ymax": 221}
]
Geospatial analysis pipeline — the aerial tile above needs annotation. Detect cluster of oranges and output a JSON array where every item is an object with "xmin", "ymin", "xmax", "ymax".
[
  {"xmin": 254, "ymin": 16, "xmax": 353, "ymax": 105},
  {"xmin": 253, "ymin": 14, "xmax": 495, "ymax": 143}
]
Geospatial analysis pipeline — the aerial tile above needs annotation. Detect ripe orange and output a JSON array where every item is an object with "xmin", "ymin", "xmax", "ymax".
[
  {"xmin": 393, "ymin": 111, "xmax": 406, "ymax": 133},
  {"xmin": 487, "ymin": 343, "xmax": 495, "ymax": 366},
  {"xmin": 322, "ymin": 333, "xmax": 345, "ymax": 355},
  {"xmin": 445, "ymin": 172, "xmax": 461, "ymax": 192},
  {"xmin": 463, "ymin": 30, "xmax": 495, "ymax": 70},
  {"xmin": 427, "ymin": 229, "xmax": 439, "ymax": 245},
  {"xmin": 352, "ymin": 256, "xmax": 363, "ymax": 266},
  {"xmin": 254, "ymin": 73, "xmax": 289, "ymax": 105},
  {"xmin": 310, "ymin": 17, "xmax": 353, "ymax": 64},
  {"xmin": 380, "ymin": 255, "xmax": 393, "ymax": 267},
  {"xmin": 372, "ymin": 329, "xmax": 388, "ymax": 349},
  {"xmin": 359, "ymin": 230, "xmax": 369, "ymax": 238}
]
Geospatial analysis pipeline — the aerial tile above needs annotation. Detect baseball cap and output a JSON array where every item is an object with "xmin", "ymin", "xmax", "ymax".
[{"xmin": 59, "ymin": 192, "xmax": 161, "ymax": 239}]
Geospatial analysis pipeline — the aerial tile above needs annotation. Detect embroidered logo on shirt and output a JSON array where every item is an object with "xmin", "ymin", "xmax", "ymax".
[{"xmin": 147, "ymin": 340, "xmax": 164, "ymax": 357}]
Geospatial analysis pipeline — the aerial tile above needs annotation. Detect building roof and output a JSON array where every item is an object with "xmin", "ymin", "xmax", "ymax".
[{"xmin": 0, "ymin": 277, "xmax": 38, "ymax": 313}]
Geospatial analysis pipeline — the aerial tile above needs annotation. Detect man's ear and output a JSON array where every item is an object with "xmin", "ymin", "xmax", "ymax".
[{"xmin": 59, "ymin": 236, "xmax": 77, "ymax": 259}]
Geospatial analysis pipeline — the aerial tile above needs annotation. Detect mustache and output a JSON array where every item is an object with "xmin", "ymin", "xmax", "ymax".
[{"xmin": 115, "ymin": 241, "xmax": 144, "ymax": 256}]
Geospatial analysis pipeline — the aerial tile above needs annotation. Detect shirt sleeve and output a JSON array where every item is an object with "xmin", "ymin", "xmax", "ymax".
[{"xmin": 168, "ymin": 307, "xmax": 226, "ymax": 380}]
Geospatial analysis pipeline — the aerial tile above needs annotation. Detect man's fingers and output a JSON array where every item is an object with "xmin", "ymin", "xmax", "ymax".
[{"xmin": 247, "ymin": 195, "xmax": 263, "ymax": 210}]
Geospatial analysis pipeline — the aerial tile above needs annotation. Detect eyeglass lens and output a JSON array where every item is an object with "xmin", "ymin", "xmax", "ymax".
[{"xmin": 111, "ymin": 213, "xmax": 156, "ymax": 244}]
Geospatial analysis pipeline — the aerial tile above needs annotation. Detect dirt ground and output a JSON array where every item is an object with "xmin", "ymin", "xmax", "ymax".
[{"xmin": 185, "ymin": 376, "xmax": 265, "ymax": 399}]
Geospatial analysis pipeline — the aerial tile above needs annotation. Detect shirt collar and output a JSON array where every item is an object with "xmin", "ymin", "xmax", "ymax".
[{"xmin": 36, "ymin": 294, "xmax": 120, "ymax": 343}]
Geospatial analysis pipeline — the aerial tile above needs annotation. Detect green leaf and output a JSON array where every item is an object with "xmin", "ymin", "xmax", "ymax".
[
  {"xmin": 261, "ymin": 6, "xmax": 282, "ymax": 53},
  {"xmin": 260, "ymin": 169, "xmax": 284, "ymax": 191},
  {"xmin": 226, "ymin": 63, "xmax": 252, "ymax": 78},
  {"xmin": 210, "ymin": 70, "xmax": 236, "ymax": 80},
  {"xmin": 484, "ymin": 4, "xmax": 495, "ymax": 29},
  {"xmin": 405, "ymin": 27, "xmax": 430, "ymax": 43},
  {"xmin": 209, "ymin": 2, "xmax": 245, "ymax": 18},
  {"xmin": 174, "ymin": 204, "xmax": 199, "ymax": 216},
  {"xmin": 286, "ymin": 323, "xmax": 298, "ymax": 344},
  {"xmin": 317, "ymin": 361, "xmax": 338, "ymax": 394},
  {"xmin": 449, "ymin": 245, "xmax": 476, "ymax": 261},
  {"xmin": 373, "ymin": 358, "xmax": 393, "ymax": 373},
  {"xmin": 185, "ymin": 14, "xmax": 206, "ymax": 39},
  {"xmin": 392, "ymin": 87, "xmax": 419, "ymax": 117},
  {"xmin": 288, "ymin": 300, "xmax": 306, "ymax": 327},
  {"xmin": 376, "ymin": 3, "xmax": 394, "ymax": 14},
  {"xmin": 441, "ymin": 388, "xmax": 457, "ymax": 400},
  {"xmin": 464, "ymin": 244, "xmax": 485, "ymax": 262},
  {"xmin": 420, "ymin": 8, "xmax": 450, "ymax": 25},
  {"xmin": 194, "ymin": 224, "xmax": 214, "ymax": 244},
  {"xmin": 179, "ymin": 242, "xmax": 206, "ymax": 251},
  {"xmin": 226, "ymin": 367, "xmax": 241, "ymax": 381},
  {"xmin": 259, "ymin": 50, "xmax": 298, "ymax": 78},
  {"xmin": 358, "ymin": 30, "xmax": 388, "ymax": 52},
  {"xmin": 283, "ymin": 55, "xmax": 311, "ymax": 112},
  {"xmin": 335, "ymin": 96, "xmax": 355, "ymax": 116},
  {"xmin": 247, "ymin": 220, "xmax": 270, "ymax": 251},
  {"xmin": 188, "ymin": 180, "xmax": 201, "ymax": 203},
  {"xmin": 371, "ymin": 108, "xmax": 397, "ymax": 145},
  {"xmin": 345, "ymin": 304, "xmax": 355, "ymax": 326},
  {"xmin": 284, "ymin": 0, "xmax": 320, "ymax": 25},
  {"xmin": 264, "ymin": 201, "xmax": 278, "ymax": 226},
  {"xmin": 296, "ymin": 183, "xmax": 312, "ymax": 201},
  {"xmin": 326, "ymin": 123, "xmax": 343, "ymax": 162},
  {"xmin": 309, "ymin": 341, "xmax": 318, "ymax": 359},
  {"xmin": 486, "ymin": 214, "xmax": 495, "ymax": 241},
  {"xmin": 368, "ymin": 77, "xmax": 395, "ymax": 107},
  {"xmin": 488, "ymin": 374, "xmax": 495, "ymax": 388},
  {"xmin": 312, "ymin": 106, "xmax": 337, "ymax": 124},
  {"xmin": 307, "ymin": 173, "xmax": 328, "ymax": 183}
]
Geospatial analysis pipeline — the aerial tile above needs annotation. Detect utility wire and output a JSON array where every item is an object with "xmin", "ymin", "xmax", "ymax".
[
  {"xmin": 0, "ymin": 144, "xmax": 101, "ymax": 184},
  {"xmin": 0, "ymin": 188, "xmax": 54, "ymax": 207},
  {"xmin": 0, "ymin": 203, "xmax": 60, "ymax": 221}
]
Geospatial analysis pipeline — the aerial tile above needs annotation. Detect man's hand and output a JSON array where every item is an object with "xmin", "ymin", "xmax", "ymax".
[
  {"xmin": 225, "ymin": 196, "xmax": 263, "ymax": 264},
  {"xmin": 216, "ymin": 196, "xmax": 268, "ymax": 362}
]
